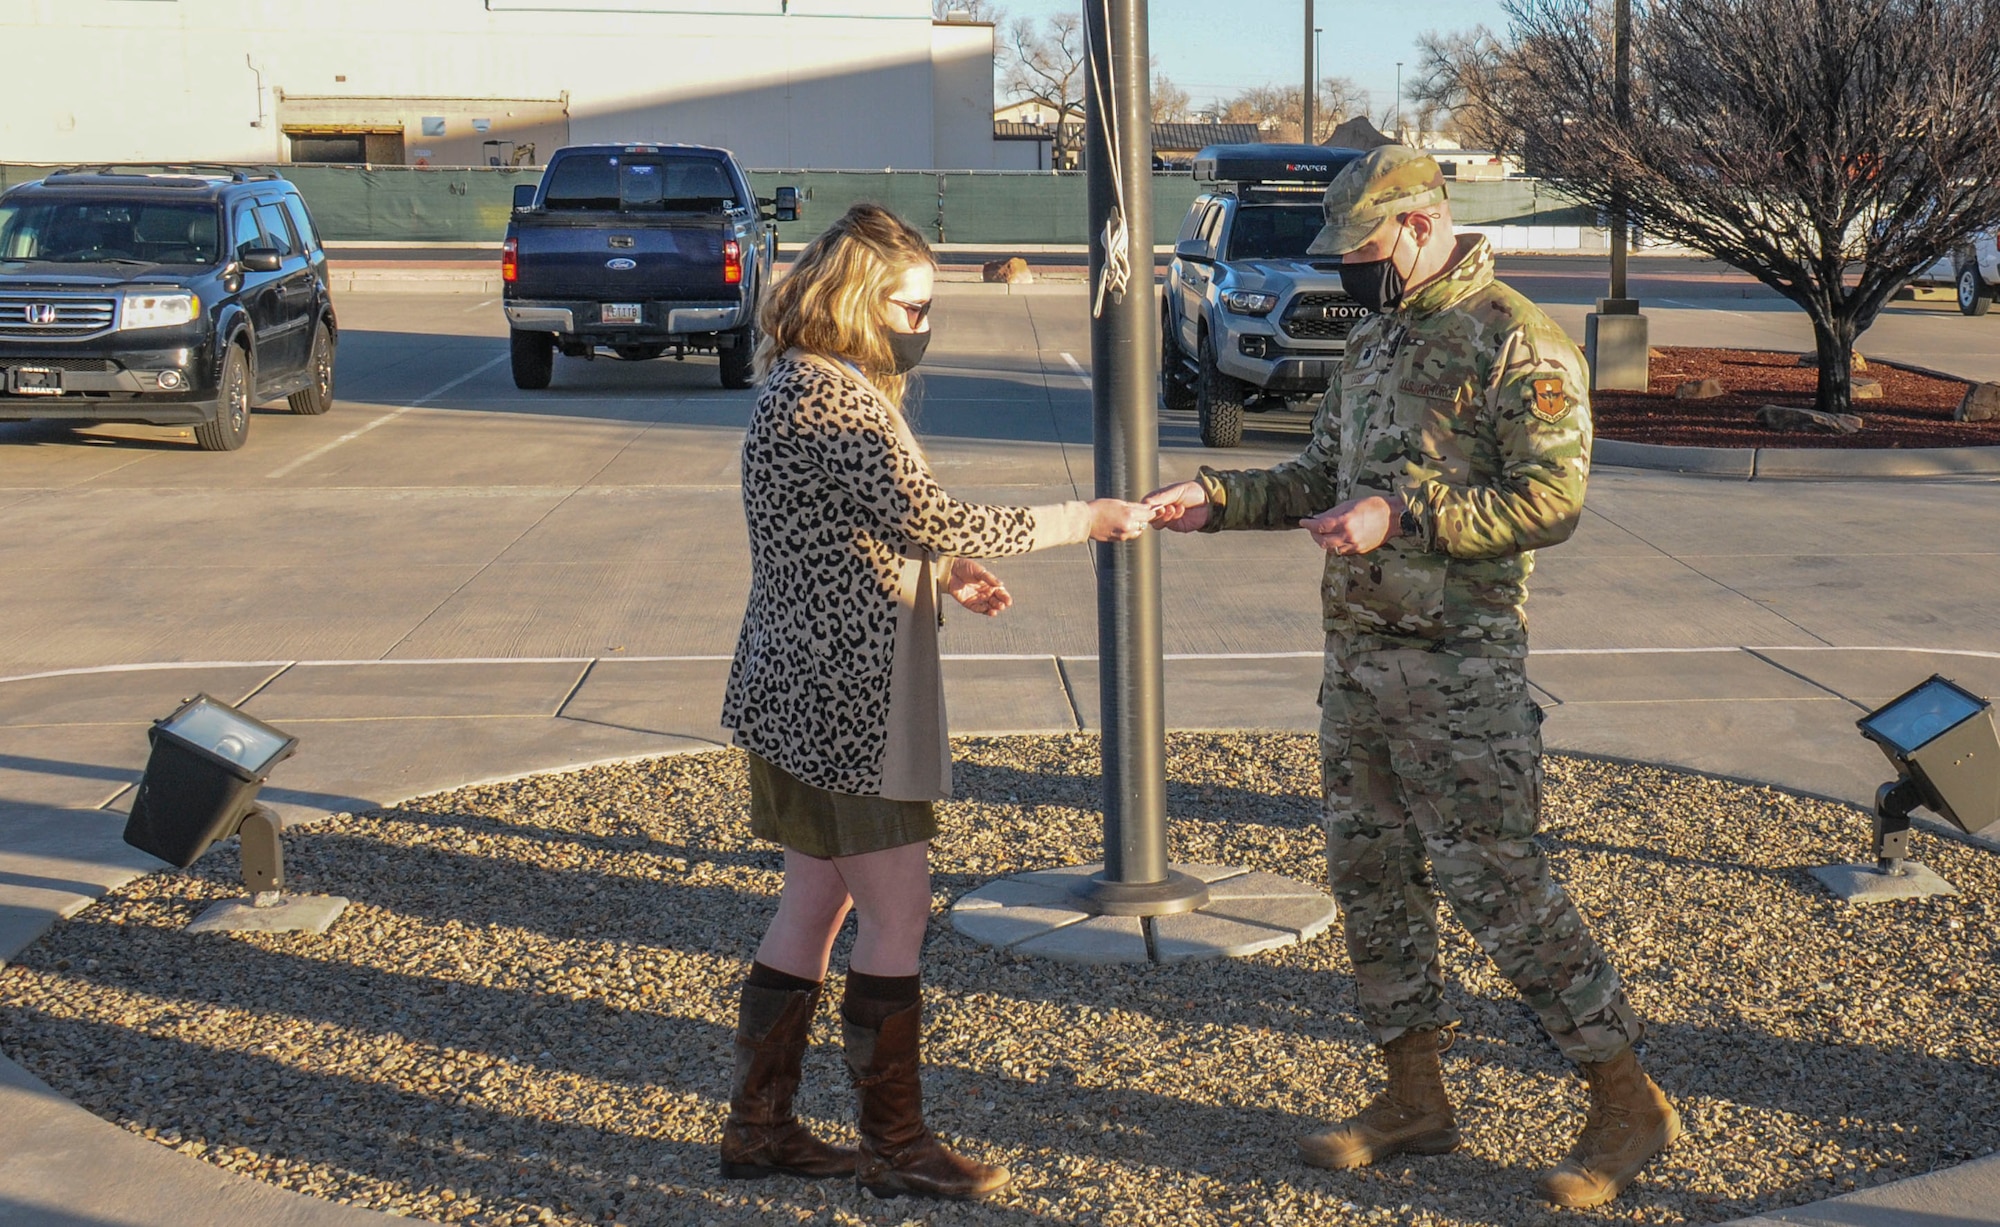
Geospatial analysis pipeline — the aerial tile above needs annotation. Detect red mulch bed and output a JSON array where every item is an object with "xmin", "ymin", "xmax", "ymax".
[{"xmin": 1591, "ymin": 347, "xmax": 1997, "ymax": 449}]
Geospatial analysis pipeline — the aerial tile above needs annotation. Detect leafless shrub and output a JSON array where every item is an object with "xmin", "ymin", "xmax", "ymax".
[{"xmin": 1493, "ymin": 0, "xmax": 2000, "ymax": 413}]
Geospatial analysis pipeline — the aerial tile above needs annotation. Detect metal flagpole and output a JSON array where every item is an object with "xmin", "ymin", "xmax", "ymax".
[{"xmin": 1072, "ymin": 0, "xmax": 1208, "ymax": 918}]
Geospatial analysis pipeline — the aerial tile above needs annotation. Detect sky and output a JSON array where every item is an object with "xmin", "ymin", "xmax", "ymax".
[{"xmin": 988, "ymin": 0, "xmax": 1514, "ymax": 119}]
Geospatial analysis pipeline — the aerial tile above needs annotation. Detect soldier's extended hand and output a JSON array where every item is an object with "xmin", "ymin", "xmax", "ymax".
[
  {"xmin": 1301, "ymin": 495, "xmax": 1402, "ymax": 556},
  {"xmin": 1142, "ymin": 480, "xmax": 1211, "ymax": 533}
]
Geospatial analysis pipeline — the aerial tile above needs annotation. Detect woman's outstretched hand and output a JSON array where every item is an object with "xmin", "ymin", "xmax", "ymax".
[
  {"xmin": 944, "ymin": 558, "xmax": 1013, "ymax": 616},
  {"xmin": 1087, "ymin": 498, "xmax": 1156, "ymax": 542}
]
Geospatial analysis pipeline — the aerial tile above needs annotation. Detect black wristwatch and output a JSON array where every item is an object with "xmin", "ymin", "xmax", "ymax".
[{"xmin": 1398, "ymin": 504, "xmax": 1423, "ymax": 542}]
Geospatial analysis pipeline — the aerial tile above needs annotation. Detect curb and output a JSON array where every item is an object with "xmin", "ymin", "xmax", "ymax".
[{"xmin": 1593, "ymin": 437, "xmax": 2000, "ymax": 479}]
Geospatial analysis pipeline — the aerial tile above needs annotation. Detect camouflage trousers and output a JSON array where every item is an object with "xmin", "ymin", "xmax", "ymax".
[{"xmin": 1319, "ymin": 639, "xmax": 1641, "ymax": 1065}]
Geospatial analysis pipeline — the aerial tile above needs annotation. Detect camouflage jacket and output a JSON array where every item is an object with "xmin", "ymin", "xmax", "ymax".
[{"xmin": 1198, "ymin": 234, "xmax": 1591, "ymax": 656}]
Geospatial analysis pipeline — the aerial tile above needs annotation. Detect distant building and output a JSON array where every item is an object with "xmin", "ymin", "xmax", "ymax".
[
  {"xmin": 2, "ymin": 0, "xmax": 1027, "ymax": 171},
  {"xmin": 992, "ymin": 110, "xmax": 1265, "ymax": 171}
]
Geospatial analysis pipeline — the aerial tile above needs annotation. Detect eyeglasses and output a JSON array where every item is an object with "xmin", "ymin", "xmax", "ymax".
[{"xmin": 888, "ymin": 297, "xmax": 933, "ymax": 328}]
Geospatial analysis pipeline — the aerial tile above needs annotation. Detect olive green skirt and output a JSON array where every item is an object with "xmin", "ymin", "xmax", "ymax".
[{"xmin": 746, "ymin": 752, "xmax": 939, "ymax": 859}]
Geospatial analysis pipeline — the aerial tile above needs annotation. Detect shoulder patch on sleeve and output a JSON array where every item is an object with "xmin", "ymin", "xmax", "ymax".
[{"xmin": 1531, "ymin": 377, "xmax": 1570, "ymax": 423}]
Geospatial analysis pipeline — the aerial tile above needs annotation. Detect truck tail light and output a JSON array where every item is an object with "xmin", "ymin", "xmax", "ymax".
[
  {"xmin": 502, "ymin": 237, "xmax": 518, "ymax": 284},
  {"xmin": 723, "ymin": 239, "xmax": 743, "ymax": 286}
]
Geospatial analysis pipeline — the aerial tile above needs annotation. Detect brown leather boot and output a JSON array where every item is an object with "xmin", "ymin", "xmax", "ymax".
[
  {"xmin": 843, "ymin": 1000, "xmax": 1011, "ymax": 1200},
  {"xmin": 1299, "ymin": 1027, "xmax": 1459, "ymax": 1170},
  {"xmin": 1538, "ymin": 1046, "xmax": 1681, "ymax": 1208},
  {"xmin": 719, "ymin": 982, "xmax": 856, "ymax": 1180}
]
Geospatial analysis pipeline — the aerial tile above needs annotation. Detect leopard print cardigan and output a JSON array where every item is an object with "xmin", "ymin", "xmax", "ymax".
[{"xmin": 722, "ymin": 352, "xmax": 1089, "ymax": 796}]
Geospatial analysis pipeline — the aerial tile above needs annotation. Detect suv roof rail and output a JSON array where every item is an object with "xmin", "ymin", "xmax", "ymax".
[
  {"xmin": 1193, "ymin": 144, "xmax": 1366, "ymax": 188},
  {"xmin": 46, "ymin": 164, "xmax": 281, "ymax": 184}
]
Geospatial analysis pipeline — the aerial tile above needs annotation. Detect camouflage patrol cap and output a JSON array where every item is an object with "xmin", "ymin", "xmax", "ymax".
[{"xmin": 1306, "ymin": 145, "xmax": 1449, "ymax": 257}]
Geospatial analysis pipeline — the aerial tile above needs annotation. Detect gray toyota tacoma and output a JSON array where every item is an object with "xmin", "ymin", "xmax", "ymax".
[{"xmin": 1161, "ymin": 144, "xmax": 1366, "ymax": 447}]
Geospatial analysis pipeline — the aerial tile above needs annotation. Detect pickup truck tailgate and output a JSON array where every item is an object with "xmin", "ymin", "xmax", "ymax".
[{"xmin": 511, "ymin": 216, "xmax": 736, "ymax": 301}]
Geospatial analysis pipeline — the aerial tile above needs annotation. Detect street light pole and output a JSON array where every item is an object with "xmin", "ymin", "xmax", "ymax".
[
  {"xmin": 1584, "ymin": 0, "xmax": 1649, "ymax": 391},
  {"xmin": 1609, "ymin": 0, "xmax": 1633, "ymax": 303},
  {"xmin": 1074, "ymin": 0, "xmax": 1208, "ymax": 918},
  {"xmin": 1394, "ymin": 61, "xmax": 1403, "ymax": 143},
  {"xmin": 1302, "ymin": 0, "xmax": 1316, "ymax": 144}
]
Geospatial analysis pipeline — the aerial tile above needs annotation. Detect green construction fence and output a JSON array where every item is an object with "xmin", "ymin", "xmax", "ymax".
[{"xmin": 1, "ymin": 163, "xmax": 1592, "ymax": 246}]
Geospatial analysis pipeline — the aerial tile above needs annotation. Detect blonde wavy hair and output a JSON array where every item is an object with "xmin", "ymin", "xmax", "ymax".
[{"xmin": 755, "ymin": 202, "xmax": 935, "ymax": 408}]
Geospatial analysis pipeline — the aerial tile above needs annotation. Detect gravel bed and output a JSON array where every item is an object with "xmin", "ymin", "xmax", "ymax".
[
  {"xmin": 3, "ymin": 734, "xmax": 1997, "ymax": 1227},
  {"xmin": 1591, "ymin": 346, "xmax": 1993, "ymax": 449}
]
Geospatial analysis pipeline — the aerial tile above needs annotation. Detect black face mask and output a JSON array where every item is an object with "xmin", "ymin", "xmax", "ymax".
[
  {"xmin": 887, "ymin": 329, "xmax": 931, "ymax": 374},
  {"xmin": 1340, "ymin": 225, "xmax": 1410, "ymax": 314}
]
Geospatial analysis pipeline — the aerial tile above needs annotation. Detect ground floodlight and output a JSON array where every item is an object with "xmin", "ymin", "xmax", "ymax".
[
  {"xmin": 122, "ymin": 694, "xmax": 347, "ymax": 934},
  {"xmin": 1812, "ymin": 674, "xmax": 1997, "ymax": 903},
  {"xmin": 1858, "ymin": 675, "xmax": 2000, "ymax": 843}
]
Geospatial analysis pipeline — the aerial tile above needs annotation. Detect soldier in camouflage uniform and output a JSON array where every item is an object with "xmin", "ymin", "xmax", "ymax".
[{"xmin": 1146, "ymin": 146, "xmax": 1678, "ymax": 1209}]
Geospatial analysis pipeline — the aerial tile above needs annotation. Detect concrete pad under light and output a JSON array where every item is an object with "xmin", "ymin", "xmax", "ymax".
[
  {"xmin": 1810, "ymin": 861, "xmax": 1959, "ymax": 904},
  {"xmin": 951, "ymin": 861, "xmax": 1336, "ymax": 965}
]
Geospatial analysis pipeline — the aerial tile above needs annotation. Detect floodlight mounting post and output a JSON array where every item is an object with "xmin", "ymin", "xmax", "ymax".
[
  {"xmin": 1873, "ymin": 778, "xmax": 1921, "ymax": 876},
  {"xmin": 1074, "ymin": 0, "xmax": 1209, "ymax": 919},
  {"xmin": 236, "ymin": 803, "xmax": 286, "ymax": 902}
]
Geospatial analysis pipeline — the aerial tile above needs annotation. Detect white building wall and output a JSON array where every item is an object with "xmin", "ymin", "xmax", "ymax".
[{"xmin": 0, "ymin": 0, "xmax": 1005, "ymax": 170}]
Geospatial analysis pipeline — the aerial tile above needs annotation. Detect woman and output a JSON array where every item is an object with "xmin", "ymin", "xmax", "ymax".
[{"xmin": 718, "ymin": 203, "xmax": 1152, "ymax": 1201}]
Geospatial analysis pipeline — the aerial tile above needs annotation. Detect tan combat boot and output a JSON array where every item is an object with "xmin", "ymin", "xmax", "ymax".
[
  {"xmin": 1538, "ymin": 1046, "xmax": 1681, "ymax": 1208},
  {"xmin": 1299, "ymin": 1027, "xmax": 1459, "ymax": 1170},
  {"xmin": 719, "ymin": 982, "xmax": 857, "ymax": 1180},
  {"xmin": 843, "ymin": 999, "xmax": 1012, "ymax": 1200}
]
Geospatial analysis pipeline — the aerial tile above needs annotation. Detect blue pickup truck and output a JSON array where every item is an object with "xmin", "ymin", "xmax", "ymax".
[{"xmin": 502, "ymin": 143, "xmax": 800, "ymax": 389}]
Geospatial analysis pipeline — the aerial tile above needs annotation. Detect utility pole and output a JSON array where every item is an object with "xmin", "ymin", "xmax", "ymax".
[
  {"xmin": 1302, "ymin": 0, "xmax": 1316, "ymax": 144},
  {"xmin": 1073, "ymin": 0, "xmax": 1208, "ymax": 920},
  {"xmin": 1584, "ymin": 0, "xmax": 1649, "ymax": 391}
]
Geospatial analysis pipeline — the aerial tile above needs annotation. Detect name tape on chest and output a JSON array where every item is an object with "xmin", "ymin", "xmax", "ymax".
[{"xmin": 1531, "ymin": 377, "xmax": 1571, "ymax": 424}]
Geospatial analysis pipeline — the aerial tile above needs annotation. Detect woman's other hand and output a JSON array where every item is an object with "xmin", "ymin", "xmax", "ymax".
[
  {"xmin": 944, "ymin": 558, "xmax": 1013, "ymax": 616},
  {"xmin": 1087, "ymin": 498, "xmax": 1155, "ymax": 542}
]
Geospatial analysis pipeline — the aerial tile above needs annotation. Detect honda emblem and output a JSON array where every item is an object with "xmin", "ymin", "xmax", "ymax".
[{"xmin": 25, "ymin": 304, "xmax": 58, "ymax": 326}]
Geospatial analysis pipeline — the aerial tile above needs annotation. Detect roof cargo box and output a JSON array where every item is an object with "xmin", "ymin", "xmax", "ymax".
[{"xmin": 1193, "ymin": 144, "xmax": 1365, "ymax": 185}]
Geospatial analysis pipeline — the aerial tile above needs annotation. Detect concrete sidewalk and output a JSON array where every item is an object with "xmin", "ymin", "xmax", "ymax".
[{"xmin": 2, "ymin": 644, "xmax": 1998, "ymax": 1226}]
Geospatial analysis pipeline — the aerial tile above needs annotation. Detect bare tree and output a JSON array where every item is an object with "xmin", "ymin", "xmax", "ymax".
[
  {"xmin": 1153, "ymin": 71, "xmax": 1193, "ymax": 123},
  {"xmin": 1410, "ymin": 26, "xmax": 1524, "ymax": 153},
  {"xmin": 1220, "ymin": 79, "xmax": 1370, "ymax": 142},
  {"xmin": 1003, "ymin": 14, "xmax": 1088, "ymax": 168},
  {"xmin": 1491, "ymin": 0, "xmax": 2000, "ymax": 414},
  {"xmin": 931, "ymin": 0, "xmax": 1002, "ymax": 20}
]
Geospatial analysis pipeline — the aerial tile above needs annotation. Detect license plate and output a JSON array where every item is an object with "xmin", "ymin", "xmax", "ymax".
[
  {"xmin": 9, "ymin": 367, "xmax": 62, "ymax": 395},
  {"xmin": 601, "ymin": 303, "xmax": 642, "ymax": 325}
]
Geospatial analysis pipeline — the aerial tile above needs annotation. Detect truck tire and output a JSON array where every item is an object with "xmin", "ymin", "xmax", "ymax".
[
  {"xmin": 195, "ymin": 343, "xmax": 252, "ymax": 452},
  {"xmin": 719, "ymin": 325, "xmax": 756, "ymax": 389},
  {"xmin": 614, "ymin": 345, "xmax": 666, "ymax": 361},
  {"xmin": 1196, "ymin": 332, "xmax": 1245, "ymax": 448},
  {"xmin": 1959, "ymin": 265, "xmax": 1993, "ymax": 317},
  {"xmin": 511, "ymin": 330, "xmax": 555, "ymax": 389},
  {"xmin": 1161, "ymin": 306, "xmax": 1196, "ymax": 412},
  {"xmin": 287, "ymin": 321, "xmax": 335, "ymax": 415}
]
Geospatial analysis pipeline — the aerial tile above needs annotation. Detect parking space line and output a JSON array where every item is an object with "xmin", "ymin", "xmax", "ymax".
[
  {"xmin": 266, "ymin": 353, "xmax": 506, "ymax": 479},
  {"xmin": 1060, "ymin": 351, "xmax": 1092, "ymax": 389}
]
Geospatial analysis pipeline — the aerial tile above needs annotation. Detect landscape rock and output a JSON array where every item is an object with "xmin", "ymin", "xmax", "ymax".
[
  {"xmin": 1958, "ymin": 381, "xmax": 2000, "ymax": 423},
  {"xmin": 1674, "ymin": 378, "xmax": 1726, "ymax": 400},
  {"xmin": 982, "ymin": 256, "xmax": 1035, "ymax": 285},
  {"xmin": 1850, "ymin": 377, "xmax": 1884, "ymax": 400},
  {"xmin": 1756, "ymin": 403, "xmax": 1864, "ymax": 434}
]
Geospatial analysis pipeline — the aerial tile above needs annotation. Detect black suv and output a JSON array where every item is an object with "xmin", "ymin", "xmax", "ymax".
[{"xmin": 0, "ymin": 166, "xmax": 337, "ymax": 450}]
